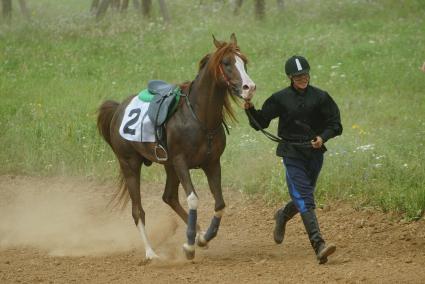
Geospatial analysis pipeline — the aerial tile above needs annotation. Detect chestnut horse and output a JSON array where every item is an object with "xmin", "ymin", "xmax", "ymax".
[{"xmin": 97, "ymin": 34, "xmax": 256, "ymax": 261}]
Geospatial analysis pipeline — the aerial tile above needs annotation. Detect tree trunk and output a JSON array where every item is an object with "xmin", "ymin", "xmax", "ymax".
[
  {"xmin": 121, "ymin": 0, "xmax": 130, "ymax": 12},
  {"xmin": 111, "ymin": 0, "xmax": 120, "ymax": 10},
  {"xmin": 18, "ymin": 0, "xmax": 30, "ymax": 19},
  {"xmin": 158, "ymin": 0, "xmax": 170, "ymax": 23},
  {"xmin": 233, "ymin": 0, "xmax": 243, "ymax": 15},
  {"xmin": 2, "ymin": 0, "xmax": 12, "ymax": 22},
  {"xmin": 141, "ymin": 0, "xmax": 152, "ymax": 17},
  {"xmin": 276, "ymin": 0, "xmax": 284, "ymax": 10},
  {"xmin": 90, "ymin": 0, "xmax": 100, "ymax": 13},
  {"xmin": 96, "ymin": 0, "xmax": 112, "ymax": 19},
  {"xmin": 133, "ymin": 0, "xmax": 141, "ymax": 11},
  {"xmin": 255, "ymin": 0, "xmax": 265, "ymax": 20}
]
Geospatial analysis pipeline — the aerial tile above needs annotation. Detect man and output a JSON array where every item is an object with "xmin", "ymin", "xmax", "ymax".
[{"xmin": 244, "ymin": 55, "xmax": 342, "ymax": 264}]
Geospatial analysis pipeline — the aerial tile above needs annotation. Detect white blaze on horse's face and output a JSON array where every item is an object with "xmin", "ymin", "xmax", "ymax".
[{"xmin": 235, "ymin": 55, "xmax": 256, "ymax": 100}]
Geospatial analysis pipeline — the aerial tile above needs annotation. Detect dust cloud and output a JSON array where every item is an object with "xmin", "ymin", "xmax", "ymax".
[{"xmin": 0, "ymin": 176, "xmax": 182, "ymax": 257}]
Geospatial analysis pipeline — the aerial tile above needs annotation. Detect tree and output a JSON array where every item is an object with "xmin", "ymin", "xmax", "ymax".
[
  {"xmin": 95, "ymin": 0, "xmax": 112, "ymax": 19},
  {"xmin": 1, "ymin": 0, "xmax": 30, "ymax": 22},
  {"xmin": 254, "ymin": 0, "xmax": 265, "ymax": 19},
  {"xmin": 2, "ymin": 0, "xmax": 12, "ymax": 22},
  {"xmin": 121, "ymin": 0, "xmax": 130, "ymax": 12},
  {"xmin": 141, "ymin": 0, "xmax": 151, "ymax": 17},
  {"xmin": 277, "ymin": 0, "xmax": 284, "ymax": 9},
  {"xmin": 233, "ymin": 0, "xmax": 243, "ymax": 14},
  {"xmin": 132, "ymin": 0, "xmax": 141, "ymax": 11},
  {"xmin": 18, "ymin": 0, "xmax": 29, "ymax": 19},
  {"xmin": 234, "ymin": 0, "xmax": 284, "ymax": 18},
  {"xmin": 92, "ymin": 0, "xmax": 170, "ymax": 23},
  {"xmin": 158, "ymin": 0, "xmax": 170, "ymax": 23},
  {"xmin": 90, "ymin": 0, "xmax": 100, "ymax": 14}
]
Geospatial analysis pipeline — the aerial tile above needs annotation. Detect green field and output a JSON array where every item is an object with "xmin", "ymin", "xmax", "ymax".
[{"xmin": 1, "ymin": 0, "xmax": 424, "ymax": 218}]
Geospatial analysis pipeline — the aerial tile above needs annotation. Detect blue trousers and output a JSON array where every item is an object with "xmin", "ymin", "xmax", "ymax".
[{"xmin": 283, "ymin": 152, "xmax": 324, "ymax": 213}]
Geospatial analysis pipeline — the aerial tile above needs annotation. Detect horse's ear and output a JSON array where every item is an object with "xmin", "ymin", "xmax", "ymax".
[
  {"xmin": 213, "ymin": 34, "xmax": 221, "ymax": 48},
  {"xmin": 230, "ymin": 33, "xmax": 237, "ymax": 45}
]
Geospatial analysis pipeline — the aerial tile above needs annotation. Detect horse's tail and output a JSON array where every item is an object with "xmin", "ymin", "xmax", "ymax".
[
  {"xmin": 112, "ymin": 173, "xmax": 131, "ymax": 210},
  {"xmin": 97, "ymin": 100, "xmax": 119, "ymax": 146},
  {"xmin": 97, "ymin": 100, "xmax": 130, "ymax": 209}
]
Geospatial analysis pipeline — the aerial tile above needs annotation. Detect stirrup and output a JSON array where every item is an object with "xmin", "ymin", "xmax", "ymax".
[{"xmin": 154, "ymin": 144, "xmax": 168, "ymax": 161}]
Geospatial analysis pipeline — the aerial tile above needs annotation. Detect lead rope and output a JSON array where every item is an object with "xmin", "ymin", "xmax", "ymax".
[{"xmin": 245, "ymin": 109, "xmax": 314, "ymax": 147}]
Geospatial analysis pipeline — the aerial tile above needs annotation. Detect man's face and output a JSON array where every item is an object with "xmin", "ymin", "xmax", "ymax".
[{"xmin": 291, "ymin": 73, "xmax": 310, "ymax": 90}]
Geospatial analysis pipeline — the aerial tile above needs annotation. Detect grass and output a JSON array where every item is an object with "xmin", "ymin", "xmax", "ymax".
[{"xmin": 0, "ymin": 0, "xmax": 424, "ymax": 219}]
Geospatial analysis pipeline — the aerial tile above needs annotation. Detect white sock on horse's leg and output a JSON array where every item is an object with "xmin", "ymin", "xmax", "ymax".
[
  {"xmin": 137, "ymin": 219, "xmax": 158, "ymax": 260},
  {"xmin": 187, "ymin": 192, "xmax": 198, "ymax": 210}
]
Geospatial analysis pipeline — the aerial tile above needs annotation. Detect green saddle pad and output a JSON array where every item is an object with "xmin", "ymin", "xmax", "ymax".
[
  {"xmin": 138, "ymin": 88, "xmax": 182, "ymax": 123},
  {"xmin": 138, "ymin": 89, "xmax": 155, "ymax": 102}
]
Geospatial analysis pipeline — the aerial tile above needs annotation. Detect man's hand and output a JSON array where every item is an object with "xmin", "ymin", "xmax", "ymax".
[
  {"xmin": 311, "ymin": 136, "xmax": 324, "ymax": 149},
  {"xmin": 244, "ymin": 100, "xmax": 253, "ymax": 109},
  {"xmin": 420, "ymin": 62, "xmax": 425, "ymax": 73}
]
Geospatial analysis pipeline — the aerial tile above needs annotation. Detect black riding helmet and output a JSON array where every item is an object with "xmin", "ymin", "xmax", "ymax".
[{"xmin": 285, "ymin": 55, "xmax": 310, "ymax": 76}]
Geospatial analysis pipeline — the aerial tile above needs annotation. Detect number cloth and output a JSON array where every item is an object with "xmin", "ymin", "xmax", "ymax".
[{"xmin": 119, "ymin": 95, "xmax": 156, "ymax": 142}]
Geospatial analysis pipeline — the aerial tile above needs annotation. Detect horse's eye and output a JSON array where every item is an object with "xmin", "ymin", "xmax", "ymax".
[{"xmin": 222, "ymin": 59, "xmax": 231, "ymax": 66}]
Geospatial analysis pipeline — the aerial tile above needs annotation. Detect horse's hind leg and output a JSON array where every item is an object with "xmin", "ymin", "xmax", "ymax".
[
  {"xmin": 119, "ymin": 156, "xmax": 158, "ymax": 261},
  {"xmin": 162, "ymin": 165, "xmax": 201, "ymax": 231},
  {"xmin": 198, "ymin": 161, "xmax": 225, "ymax": 247}
]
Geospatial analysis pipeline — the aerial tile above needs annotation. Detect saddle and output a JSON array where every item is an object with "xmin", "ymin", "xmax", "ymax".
[
  {"xmin": 145, "ymin": 80, "xmax": 182, "ymax": 161},
  {"xmin": 147, "ymin": 80, "xmax": 179, "ymax": 126}
]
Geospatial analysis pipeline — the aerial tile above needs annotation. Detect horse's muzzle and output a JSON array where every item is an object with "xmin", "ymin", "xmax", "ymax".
[{"xmin": 240, "ymin": 83, "xmax": 256, "ymax": 100}]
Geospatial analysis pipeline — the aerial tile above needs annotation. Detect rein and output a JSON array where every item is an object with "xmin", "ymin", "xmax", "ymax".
[{"xmin": 245, "ymin": 110, "xmax": 314, "ymax": 147}]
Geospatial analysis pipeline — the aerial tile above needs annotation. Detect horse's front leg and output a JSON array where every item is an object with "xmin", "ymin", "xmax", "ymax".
[
  {"xmin": 173, "ymin": 158, "xmax": 199, "ymax": 260},
  {"xmin": 198, "ymin": 160, "xmax": 225, "ymax": 247}
]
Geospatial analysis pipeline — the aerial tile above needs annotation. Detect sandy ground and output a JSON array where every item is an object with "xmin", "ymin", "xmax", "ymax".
[{"xmin": 0, "ymin": 175, "xmax": 424, "ymax": 283}]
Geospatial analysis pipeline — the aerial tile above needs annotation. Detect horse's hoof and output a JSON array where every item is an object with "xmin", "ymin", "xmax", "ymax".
[
  {"xmin": 183, "ymin": 243, "xmax": 195, "ymax": 260},
  {"xmin": 146, "ymin": 248, "xmax": 159, "ymax": 260},
  {"xmin": 196, "ymin": 233, "xmax": 209, "ymax": 248},
  {"xmin": 138, "ymin": 258, "xmax": 152, "ymax": 266}
]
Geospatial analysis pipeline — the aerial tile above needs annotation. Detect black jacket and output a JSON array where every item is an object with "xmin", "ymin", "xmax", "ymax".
[{"xmin": 246, "ymin": 84, "xmax": 343, "ymax": 160}]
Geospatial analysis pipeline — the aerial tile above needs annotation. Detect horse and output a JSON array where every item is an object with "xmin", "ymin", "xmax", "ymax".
[{"xmin": 97, "ymin": 33, "xmax": 256, "ymax": 261}]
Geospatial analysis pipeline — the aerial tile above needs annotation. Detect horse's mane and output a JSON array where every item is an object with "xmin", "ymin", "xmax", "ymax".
[{"xmin": 179, "ymin": 41, "xmax": 248, "ymax": 123}]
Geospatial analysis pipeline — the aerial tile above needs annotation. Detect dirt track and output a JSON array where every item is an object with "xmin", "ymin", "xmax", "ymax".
[{"xmin": 0, "ymin": 175, "xmax": 424, "ymax": 283}]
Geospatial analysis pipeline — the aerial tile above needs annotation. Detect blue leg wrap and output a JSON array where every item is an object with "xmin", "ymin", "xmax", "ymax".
[
  {"xmin": 204, "ymin": 216, "xmax": 221, "ymax": 242},
  {"xmin": 187, "ymin": 209, "xmax": 197, "ymax": 245}
]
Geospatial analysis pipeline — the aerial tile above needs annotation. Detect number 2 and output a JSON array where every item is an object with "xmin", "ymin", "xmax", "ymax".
[{"xmin": 123, "ymin": 108, "xmax": 141, "ymax": 135}]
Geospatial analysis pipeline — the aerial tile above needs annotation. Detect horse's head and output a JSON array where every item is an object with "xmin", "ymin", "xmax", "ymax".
[{"xmin": 210, "ymin": 33, "xmax": 256, "ymax": 101}]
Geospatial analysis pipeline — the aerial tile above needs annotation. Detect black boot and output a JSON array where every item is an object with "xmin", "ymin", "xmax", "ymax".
[
  {"xmin": 300, "ymin": 209, "xmax": 336, "ymax": 264},
  {"xmin": 273, "ymin": 201, "xmax": 298, "ymax": 244}
]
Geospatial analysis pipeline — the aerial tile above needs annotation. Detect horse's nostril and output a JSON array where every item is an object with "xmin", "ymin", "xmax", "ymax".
[{"xmin": 243, "ymin": 84, "xmax": 250, "ymax": 90}]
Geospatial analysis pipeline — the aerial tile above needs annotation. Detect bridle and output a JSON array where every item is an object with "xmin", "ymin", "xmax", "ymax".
[
  {"xmin": 218, "ymin": 64, "xmax": 231, "ymax": 88},
  {"xmin": 218, "ymin": 52, "xmax": 245, "ymax": 99}
]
